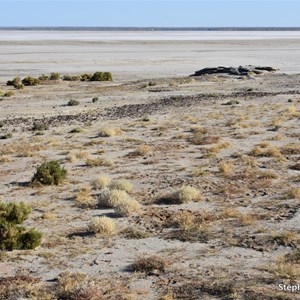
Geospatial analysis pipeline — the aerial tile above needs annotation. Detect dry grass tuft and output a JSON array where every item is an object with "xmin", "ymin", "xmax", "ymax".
[
  {"xmin": 135, "ymin": 144, "xmax": 152, "ymax": 156},
  {"xmin": 0, "ymin": 142, "xmax": 45, "ymax": 156},
  {"xmin": 75, "ymin": 186, "xmax": 94, "ymax": 208},
  {"xmin": 0, "ymin": 156, "xmax": 14, "ymax": 163},
  {"xmin": 121, "ymin": 227, "xmax": 151, "ymax": 239},
  {"xmin": 57, "ymin": 271, "xmax": 104, "ymax": 300},
  {"xmin": 86, "ymin": 157, "xmax": 114, "ymax": 167},
  {"xmin": 221, "ymin": 208, "xmax": 258, "ymax": 226},
  {"xmin": 281, "ymin": 143, "xmax": 300, "ymax": 155},
  {"xmin": 109, "ymin": 179, "xmax": 133, "ymax": 192},
  {"xmin": 114, "ymin": 198, "xmax": 141, "ymax": 216},
  {"xmin": 172, "ymin": 210, "xmax": 215, "ymax": 229},
  {"xmin": 97, "ymin": 189, "xmax": 132, "ymax": 208},
  {"xmin": 98, "ymin": 127, "xmax": 122, "ymax": 137},
  {"xmin": 191, "ymin": 166, "xmax": 211, "ymax": 177},
  {"xmin": 249, "ymin": 145, "xmax": 283, "ymax": 158},
  {"xmin": 0, "ymin": 275, "xmax": 52, "ymax": 300},
  {"xmin": 158, "ymin": 186, "xmax": 202, "ymax": 204},
  {"xmin": 130, "ymin": 255, "xmax": 168, "ymax": 274},
  {"xmin": 91, "ymin": 175, "xmax": 111, "ymax": 190},
  {"xmin": 218, "ymin": 161, "xmax": 234, "ymax": 175},
  {"xmin": 287, "ymin": 187, "xmax": 300, "ymax": 199},
  {"xmin": 270, "ymin": 257, "xmax": 300, "ymax": 280},
  {"xmin": 188, "ymin": 132, "xmax": 220, "ymax": 145},
  {"xmin": 88, "ymin": 216, "xmax": 117, "ymax": 236},
  {"xmin": 282, "ymin": 105, "xmax": 299, "ymax": 118}
]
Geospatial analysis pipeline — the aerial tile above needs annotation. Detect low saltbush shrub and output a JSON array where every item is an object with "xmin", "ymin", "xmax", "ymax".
[
  {"xmin": 32, "ymin": 161, "xmax": 67, "ymax": 185},
  {"xmin": 0, "ymin": 201, "xmax": 42, "ymax": 250}
]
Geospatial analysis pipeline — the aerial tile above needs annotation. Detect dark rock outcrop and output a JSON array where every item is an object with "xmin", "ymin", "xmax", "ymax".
[{"xmin": 191, "ymin": 65, "xmax": 278, "ymax": 77}]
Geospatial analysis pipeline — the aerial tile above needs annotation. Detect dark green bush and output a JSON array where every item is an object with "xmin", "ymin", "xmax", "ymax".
[
  {"xmin": 92, "ymin": 97, "xmax": 99, "ymax": 103},
  {"xmin": 67, "ymin": 99, "xmax": 80, "ymax": 106},
  {"xmin": 6, "ymin": 77, "xmax": 21, "ymax": 87},
  {"xmin": 32, "ymin": 161, "xmax": 67, "ymax": 185},
  {"xmin": 90, "ymin": 72, "xmax": 112, "ymax": 82},
  {"xmin": 0, "ymin": 201, "xmax": 42, "ymax": 251},
  {"xmin": 49, "ymin": 73, "xmax": 61, "ymax": 80},
  {"xmin": 22, "ymin": 76, "xmax": 40, "ymax": 86}
]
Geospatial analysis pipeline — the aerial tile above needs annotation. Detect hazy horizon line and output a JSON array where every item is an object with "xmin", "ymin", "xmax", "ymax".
[{"xmin": 1, "ymin": 26, "xmax": 300, "ymax": 31}]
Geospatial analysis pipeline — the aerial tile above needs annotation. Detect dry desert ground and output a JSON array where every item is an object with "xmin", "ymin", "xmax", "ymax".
[{"xmin": 0, "ymin": 31, "xmax": 300, "ymax": 299}]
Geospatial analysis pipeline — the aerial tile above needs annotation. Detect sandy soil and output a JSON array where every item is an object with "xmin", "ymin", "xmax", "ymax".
[{"xmin": 0, "ymin": 32, "xmax": 300, "ymax": 299}]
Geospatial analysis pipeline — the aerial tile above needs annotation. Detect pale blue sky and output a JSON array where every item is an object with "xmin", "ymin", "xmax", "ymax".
[{"xmin": 0, "ymin": 0, "xmax": 299, "ymax": 27}]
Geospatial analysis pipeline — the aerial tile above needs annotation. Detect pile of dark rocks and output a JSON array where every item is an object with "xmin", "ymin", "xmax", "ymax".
[{"xmin": 191, "ymin": 65, "xmax": 278, "ymax": 77}]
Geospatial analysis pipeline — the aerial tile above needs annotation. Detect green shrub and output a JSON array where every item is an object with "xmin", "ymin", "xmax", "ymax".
[
  {"xmin": 38, "ymin": 74, "xmax": 49, "ymax": 81},
  {"xmin": 0, "ymin": 202, "xmax": 31, "ymax": 224},
  {"xmin": 19, "ymin": 228, "xmax": 42, "ymax": 250},
  {"xmin": 32, "ymin": 122, "xmax": 48, "ymax": 131},
  {"xmin": 49, "ymin": 73, "xmax": 61, "ymax": 80},
  {"xmin": 0, "ymin": 201, "xmax": 42, "ymax": 251},
  {"xmin": 32, "ymin": 161, "xmax": 67, "ymax": 185},
  {"xmin": 90, "ymin": 72, "xmax": 112, "ymax": 82},
  {"xmin": 14, "ymin": 83, "xmax": 24, "ymax": 90},
  {"xmin": 22, "ymin": 76, "xmax": 40, "ymax": 86},
  {"xmin": 92, "ymin": 97, "xmax": 99, "ymax": 103},
  {"xmin": 80, "ymin": 73, "xmax": 93, "ymax": 81},
  {"xmin": 0, "ymin": 220, "xmax": 20, "ymax": 250},
  {"xmin": 63, "ymin": 75, "xmax": 80, "ymax": 81},
  {"xmin": 0, "ymin": 220, "xmax": 42, "ymax": 251}
]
